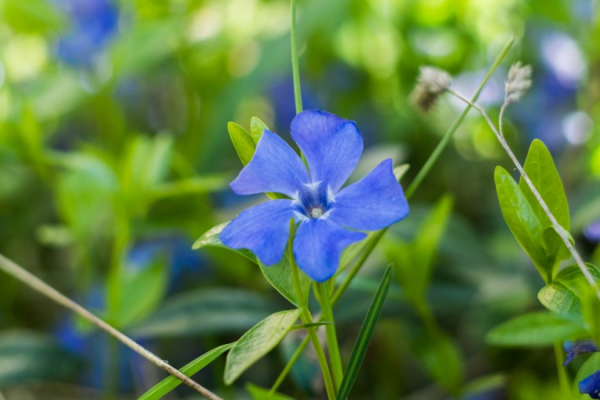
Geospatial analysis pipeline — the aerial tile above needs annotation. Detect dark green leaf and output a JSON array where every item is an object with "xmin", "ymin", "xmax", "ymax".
[
  {"xmin": 486, "ymin": 311, "xmax": 587, "ymax": 347},
  {"xmin": 118, "ymin": 256, "xmax": 168, "ymax": 328},
  {"xmin": 0, "ymin": 330, "xmax": 81, "ymax": 385},
  {"xmin": 494, "ymin": 166, "xmax": 548, "ymax": 280},
  {"xmin": 225, "ymin": 309, "xmax": 301, "ymax": 384},
  {"xmin": 130, "ymin": 289, "xmax": 277, "ymax": 338},
  {"xmin": 139, "ymin": 343, "xmax": 234, "ymax": 400},
  {"xmin": 228, "ymin": 122, "xmax": 256, "ymax": 166},
  {"xmin": 413, "ymin": 330, "xmax": 463, "ymax": 394},
  {"xmin": 337, "ymin": 265, "xmax": 393, "ymax": 400}
]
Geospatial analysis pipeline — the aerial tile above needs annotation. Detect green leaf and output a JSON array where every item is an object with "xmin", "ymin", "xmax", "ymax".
[
  {"xmin": 494, "ymin": 166, "xmax": 548, "ymax": 280},
  {"xmin": 337, "ymin": 265, "xmax": 393, "ymax": 400},
  {"xmin": 290, "ymin": 321, "xmax": 335, "ymax": 331},
  {"xmin": 250, "ymin": 117, "xmax": 270, "ymax": 144},
  {"xmin": 228, "ymin": 122, "xmax": 256, "ymax": 166},
  {"xmin": 0, "ymin": 330, "xmax": 81, "ymax": 385},
  {"xmin": 130, "ymin": 289, "xmax": 277, "ymax": 338},
  {"xmin": 520, "ymin": 139, "xmax": 570, "ymax": 230},
  {"xmin": 413, "ymin": 330, "xmax": 463, "ymax": 394},
  {"xmin": 486, "ymin": 311, "xmax": 587, "ymax": 347},
  {"xmin": 538, "ymin": 264, "xmax": 600, "ymax": 318},
  {"xmin": 224, "ymin": 309, "xmax": 301, "ymax": 384},
  {"xmin": 247, "ymin": 383, "xmax": 294, "ymax": 400},
  {"xmin": 118, "ymin": 256, "xmax": 168, "ymax": 328},
  {"xmin": 385, "ymin": 194, "xmax": 453, "ymax": 304},
  {"xmin": 139, "ymin": 342, "xmax": 234, "ymax": 400},
  {"xmin": 193, "ymin": 222, "xmax": 309, "ymax": 306},
  {"xmin": 542, "ymin": 226, "xmax": 573, "ymax": 268}
]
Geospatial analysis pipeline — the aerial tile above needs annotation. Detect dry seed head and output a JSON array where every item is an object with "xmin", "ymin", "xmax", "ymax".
[
  {"xmin": 505, "ymin": 61, "xmax": 532, "ymax": 104},
  {"xmin": 410, "ymin": 66, "xmax": 452, "ymax": 112}
]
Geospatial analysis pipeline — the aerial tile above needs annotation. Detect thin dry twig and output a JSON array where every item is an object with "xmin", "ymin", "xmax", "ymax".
[{"xmin": 0, "ymin": 253, "xmax": 223, "ymax": 400}]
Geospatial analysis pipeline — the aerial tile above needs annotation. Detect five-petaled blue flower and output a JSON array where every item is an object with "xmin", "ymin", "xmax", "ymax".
[{"xmin": 220, "ymin": 109, "xmax": 409, "ymax": 282}]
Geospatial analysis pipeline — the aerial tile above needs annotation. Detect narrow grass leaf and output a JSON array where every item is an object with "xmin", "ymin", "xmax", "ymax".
[
  {"xmin": 337, "ymin": 265, "xmax": 393, "ymax": 400},
  {"xmin": 139, "ymin": 342, "xmax": 234, "ymax": 400}
]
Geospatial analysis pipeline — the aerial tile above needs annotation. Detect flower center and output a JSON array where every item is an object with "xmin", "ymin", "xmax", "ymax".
[{"xmin": 309, "ymin": 206, "xmax": 324, "ymax": 219}]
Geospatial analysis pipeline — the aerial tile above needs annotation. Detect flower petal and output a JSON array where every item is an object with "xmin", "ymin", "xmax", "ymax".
[
  {"xmin": 329, "ymin": 159, "xmax": 409, "ymax": 231},
  {"xmin": 579, "ymin": 370, "xmax": 600, "ymax": 399},
  {"xmin": 293, "ymin": 219, "xmax": 366, "ymax": 282},
  {"xmin": 291, "ymin": 110, "xmax": 363, "ymax": 192},
  {"xmin": 220, "ymin": 200, "xmax": 297, "ymax": 265},
  {"xmin": 230, "ymin": 129, "xmax": 309, "ymax": 197}
]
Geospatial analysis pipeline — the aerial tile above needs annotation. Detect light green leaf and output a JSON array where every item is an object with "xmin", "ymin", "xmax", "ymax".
[
  {"xmin": 139, "ymin": 342, "xmax": 234, "ymax": 400},
  {"xmin": 225, "ymin": 309, "xmax": 301, "ymax": 384},
  {"xmin": 130, "ymin": 289, "xmax": 276, "ymax": 338},
  {"xmin": 228, "ymin": 122, "xmax": 256, "ymax": 166},
  {"xmin": 542, "ymin": 225, "xmax": 572, "ymax": 268},
  {"xmin": 250, "ymin": 117, "xmax": 269, "ymax": 144},
  {"xmin": 494, "ymin": 166, "xmax": 548, "ymax": 280},
  {"xmin": 413, "ymin": 330, "xmax": 463, "ymax": 394},
  {"xmin": 393, "ymin": 164, "xmax": 410, "ymax": 182},
  {"xmin": 337, "ymin": 265, "xmax": 393, "ymax": 400},
  {"xmin": 193, "ymin": 222, "xmax": 308, "ymax": 306},
  {"xmin": 538, "ymin": 264, "xmax": 600, "ymax": 318},
  {"xmin": 247, "ymin": 383, "xmax": 294, "ymax": 400},
  {"xmin": 520, "ymin": 139, "xmax": 570, "ymax": 230},
  {"xmin": 118, "ymin": 257, "xmax": 168, "ymax": 328},
  {"xmin": 486, "ymin": 311, "xmax": 587, "ymax": 347},
  {"xmin": 0, "ymin": 330, "xmax": 81, "ymax": 385}
]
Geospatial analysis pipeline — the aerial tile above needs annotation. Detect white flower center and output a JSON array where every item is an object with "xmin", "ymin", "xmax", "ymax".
[{"xmin": 310, "ymin": 207, "xmax": 324, "ymax": 219}]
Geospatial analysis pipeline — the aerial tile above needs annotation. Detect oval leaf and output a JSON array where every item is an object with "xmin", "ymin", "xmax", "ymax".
[
  {"xmin": 225, "ymin": 309, "xmax": 301, "ymax": 384},
  {"xmin": 486, "ymin": 311, "xmax": 587, "ymax": 347},
  {"xmin": 228, "ymin": 122, "xmax": 256, "ymax": 166},
  {"xmin": 539, "ymin": 264, "xmax": 600, "ymax": 317}
]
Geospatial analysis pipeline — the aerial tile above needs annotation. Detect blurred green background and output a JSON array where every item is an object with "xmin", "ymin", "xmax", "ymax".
[{"xmin": 1, "ymin": 0, "xmax": 600, "ymax": 399}]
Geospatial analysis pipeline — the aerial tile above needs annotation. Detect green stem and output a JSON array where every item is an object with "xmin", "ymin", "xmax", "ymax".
[
  {"xmin": 404, "ymin": 37, "xmax": 515, "ymax": 199},
  {"xmin": 554, "ymin": 342, "xmax": 570, "ymax": 398},
  {"xmin": 291, "ymin": 0, "xmax": 303, "ymax": 114},
  {"xmin": 269, "ymin": 37, "xmax": 515, "ymax": 391},
  {"xmin": 318, "ymin": 282, "xmax": 344, "ymax": 389},
  {"xmin": 289, "ymin": 243, "xmax": 336, "ymax": 399}
]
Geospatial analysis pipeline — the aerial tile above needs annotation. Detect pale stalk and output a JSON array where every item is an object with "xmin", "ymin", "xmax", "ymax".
[
  {"xmin": 0, "ymin": 253, "xmax": 222, "ymax": 400},
  {"xmin": 447, "ymin": 88, "xmax": 600, "ymax": 299}
]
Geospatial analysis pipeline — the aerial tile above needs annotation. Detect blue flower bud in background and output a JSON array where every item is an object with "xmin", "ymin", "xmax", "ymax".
[{"xmin": 55, "ymin": 0, "xmax": 119, "ymax": 66}]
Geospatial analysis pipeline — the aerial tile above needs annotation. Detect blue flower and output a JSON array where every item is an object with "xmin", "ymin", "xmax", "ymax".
[
  {"xmin": 564, "ymin": 340, "xmax": 599, "ymax": 366},
  {"xmin": 580, "ymin": 370, "xmax": 600, "ymax": 399},
  {"xmin": 220, "ymin": 109, "xmax": 409, "ymax": 282}
]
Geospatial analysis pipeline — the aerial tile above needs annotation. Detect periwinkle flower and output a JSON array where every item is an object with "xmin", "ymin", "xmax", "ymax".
[
  {"xmin": 580, "ymin": 370, "xmax": 600, "ymax": 399},
  {"xmin": 220, "ymin": 110, "xmax": 409, "ymax": 282},
  {"xmin": 564, "ymin": 340, "xmax": 598, "ymax": 366}
]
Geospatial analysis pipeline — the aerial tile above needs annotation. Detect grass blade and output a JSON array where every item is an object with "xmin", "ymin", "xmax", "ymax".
[
  {"xmin": 336, "ymin": 265, "xmax": 393, "ymax": 400},
  {"xmin": 139, "ymin": 342, "xmax": 234, "ymax": 400}
]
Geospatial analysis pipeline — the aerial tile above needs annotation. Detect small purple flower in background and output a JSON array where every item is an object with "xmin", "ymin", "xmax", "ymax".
[
  {"xmin": 55, "ymin": 0, "xmax": 119, "ymax": 66},
  {"xmin": 584, "ymin": 219, "xmax": 600, "ymax": 243},
  {"xmin": 220, "ymin": 109, "xmax": 409, "ymax": 282}
]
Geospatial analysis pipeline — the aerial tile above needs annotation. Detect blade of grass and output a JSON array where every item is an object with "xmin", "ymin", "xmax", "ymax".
[
  {"xmin": 336, "ymin": 265, "xmax": 393, "ymax": 400},
  {"xmin": 139, "ymin": 342, "xmax": 234, "ymax": 400}
]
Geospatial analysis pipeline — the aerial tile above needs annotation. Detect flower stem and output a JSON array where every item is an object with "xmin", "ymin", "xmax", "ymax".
[
  {"xmin": 554, "ymin": 341, "xmax": 570, "ymax": 398},
  {"xmin": 317, "ymin": 282, "xmax": 344, "ymax": 389},
  {"xmin": 268, "ymin": 37, "xmax": 515, "ymax": 390},
  {"xmin": 291, "ymin": 0, "xmax": 303, "ymax": 114},
  {"xmin": 0, "ymin": 253, "xmax": 222, "ymax": 400},
  {"xmin": 405, "ymin": 37, "xmax": 515, "ymax": 199},
  {"xmin": 289, "ymin": 238, "xmax": 336, "ymax": 399}
]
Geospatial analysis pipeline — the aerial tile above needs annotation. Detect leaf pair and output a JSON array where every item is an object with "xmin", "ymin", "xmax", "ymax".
[{"xmin": 494, "ymin": 139, "xmax": 571, "ymax": 282}]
